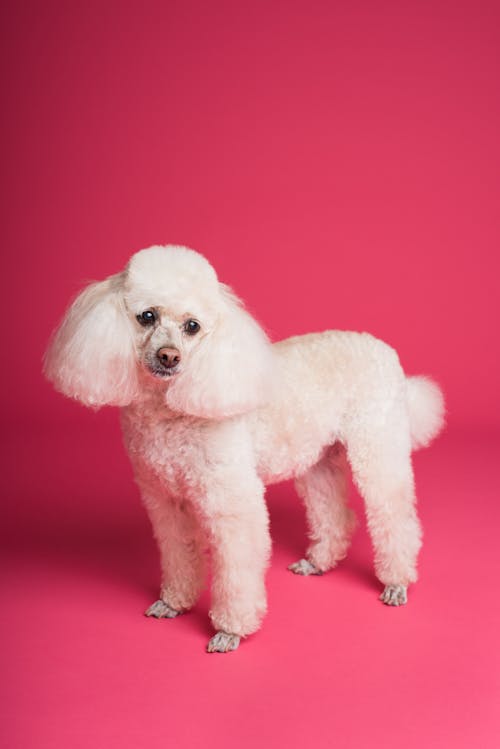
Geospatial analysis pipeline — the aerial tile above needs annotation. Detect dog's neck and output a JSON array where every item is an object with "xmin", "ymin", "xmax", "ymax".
[{"xmin": 124, "ymin": 371, "xmax": 205, "ymax": 425}]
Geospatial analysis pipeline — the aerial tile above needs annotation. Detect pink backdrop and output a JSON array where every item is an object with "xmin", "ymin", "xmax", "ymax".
[{"xmin": 2, "ymin": 2, "xmax": 499, "ymax": 748}]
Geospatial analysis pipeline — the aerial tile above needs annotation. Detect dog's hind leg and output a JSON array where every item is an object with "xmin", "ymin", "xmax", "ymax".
[
  {"xmin": 289, "ymin": 443, "xmax": 357, "ymax": 575},
  {"xmin": 346, "ymin": 416, "xmax": 422, "ymax": 606}
]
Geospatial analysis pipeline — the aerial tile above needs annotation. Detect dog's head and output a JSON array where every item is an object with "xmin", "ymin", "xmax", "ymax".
[{"xmin": 44, "ymin": 245, "xmax": 274, "ymax": 419}]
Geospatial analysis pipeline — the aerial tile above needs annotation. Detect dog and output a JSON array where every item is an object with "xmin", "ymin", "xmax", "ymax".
[{"xmin": 44, "ymin": 245, "xmax": 444, "ymax": 652}]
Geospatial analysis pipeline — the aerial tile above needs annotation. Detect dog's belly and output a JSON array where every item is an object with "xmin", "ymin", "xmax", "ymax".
[
  {"xmin": 255, "ymin": 434, "xmax": 338, "ymax": 485},
  {"xmin": 250, "ymin": 400, "xmax": 342, "ymax": 484},
  {"xmin": 249, "ymin": 333, "xmax": 351, "ymax": 484}
]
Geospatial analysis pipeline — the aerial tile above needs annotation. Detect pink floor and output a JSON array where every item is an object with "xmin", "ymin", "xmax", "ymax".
[{"xmin": 2, "ymin": 418, "xmax": 499, "ymax": 749}]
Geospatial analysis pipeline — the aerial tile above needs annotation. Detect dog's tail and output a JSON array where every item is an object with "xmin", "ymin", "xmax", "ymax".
[{"xmin": 406, "ymin": 376, "xmax": 445, "ymax": 450}]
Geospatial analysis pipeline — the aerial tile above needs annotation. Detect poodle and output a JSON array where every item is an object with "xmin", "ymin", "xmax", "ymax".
[{"xmin": 44, "ymin": 245, "xmax": 445, "ymax": 653}]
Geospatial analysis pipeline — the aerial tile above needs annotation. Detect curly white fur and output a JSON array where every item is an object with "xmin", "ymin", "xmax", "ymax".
[{"xmin": 44, "ymin": 245, "xmax": 445, "ymax": 651}]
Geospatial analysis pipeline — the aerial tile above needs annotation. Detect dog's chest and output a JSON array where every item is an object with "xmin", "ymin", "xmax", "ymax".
[{"xmin": 121, "ymin": 407, "xmax": 206, "ymax": 496}]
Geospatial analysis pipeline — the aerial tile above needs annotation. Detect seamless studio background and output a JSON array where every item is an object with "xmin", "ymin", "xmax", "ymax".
[{"xmin": 1, "ymin": 2, "xmax": 499, "ymax": 748}]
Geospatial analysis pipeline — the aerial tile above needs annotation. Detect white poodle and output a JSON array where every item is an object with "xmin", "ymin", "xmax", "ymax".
[{"xmin": 44, "ymin": 245, "xmax": 444, "ymax": 653}]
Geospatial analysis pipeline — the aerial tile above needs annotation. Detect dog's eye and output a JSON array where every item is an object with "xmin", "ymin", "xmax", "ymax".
[
  {"xmin": 137, "ymin": 309, "xmax": 157, "ymax": 326},
  {"xmin": 183, "ymin": 319, "xmax": 200, "ymax": 336}
]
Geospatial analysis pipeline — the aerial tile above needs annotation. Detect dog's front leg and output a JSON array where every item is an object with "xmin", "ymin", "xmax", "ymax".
[
  {"xmin": 195, "ymin": 471, "xmax": 271, "ymax": 653},
  {"xmin": 142, "ymin": 490, "xmax": 206, "ymax": 617}
]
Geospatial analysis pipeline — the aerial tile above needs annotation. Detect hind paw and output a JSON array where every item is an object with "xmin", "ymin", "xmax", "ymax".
[
  {"xmin": 145, "ymin": 599, "xmax": 182, "ymax": 618},
  {"xmin": 288, "ymin": 559, "xmax": 322, "ymax": 576}
]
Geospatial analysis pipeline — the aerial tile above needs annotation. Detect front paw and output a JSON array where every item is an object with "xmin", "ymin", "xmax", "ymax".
[
  {"xmin": 207, "ymin": 631, "xmax": 241, "ymax": 653},
  {"xmin": 145, "ymin": 599, "xmax": 182, "ymax": 618},
  {"xmin": 380, "ymin": 585, "xmax": 408, "ymax": 606}
]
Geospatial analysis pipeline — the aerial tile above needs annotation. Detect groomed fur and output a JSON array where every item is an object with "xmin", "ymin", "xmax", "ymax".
[
  {"xmin": 407, "ymin": 375, "xmax": 446, "ymax": 449},
  {"xmin": 165, "ymin": 284, "xmax": 275, "ymax": 419},
  {"xmin": 44, "ymin": 273, "xmax": 139, "ymax": 407},
  {"xmin": 45, "ymin": 245, "xmax": 445, "ymax": 649}
]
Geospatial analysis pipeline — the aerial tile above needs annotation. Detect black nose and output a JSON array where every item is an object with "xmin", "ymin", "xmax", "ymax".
[{"xmin": 157, "ymin": 347, "xmax": 181, "ymax": 369}]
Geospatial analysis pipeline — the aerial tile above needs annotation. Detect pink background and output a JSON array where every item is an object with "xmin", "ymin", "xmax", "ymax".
[{"xmin": 1, "ymin": 1, "xmax": 499, "ymax": 748}]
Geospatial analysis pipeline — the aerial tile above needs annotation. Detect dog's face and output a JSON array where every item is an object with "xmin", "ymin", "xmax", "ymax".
[
  {"xmin": 45, "ymin": 245, "xmax": 274, "ymax": 419},
  {"xmin": 130, "ymin": 303, "xmax": 206, "ymax": 381},
  {"xmin": 123, "ymin": 246, "xmax": 221, "ymax": 385}
]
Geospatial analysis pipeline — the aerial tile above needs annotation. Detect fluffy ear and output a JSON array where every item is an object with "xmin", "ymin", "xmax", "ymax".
[
  {"xmin": 44, "ymin": 273, "xmax": 139, "ymax": 407},
  {"xmin": 166, "ymin": 285, "xmax": 275, "ymax": 419}
]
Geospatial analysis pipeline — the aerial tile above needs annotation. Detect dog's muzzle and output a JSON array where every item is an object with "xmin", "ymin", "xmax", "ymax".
[
  {"xmin": 157, "ymin": 347, "xmax": 181, "ymax": 370},
  {"xmin": 145, "ymin": 347, "xmax": 182, "ymax": 378}
]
